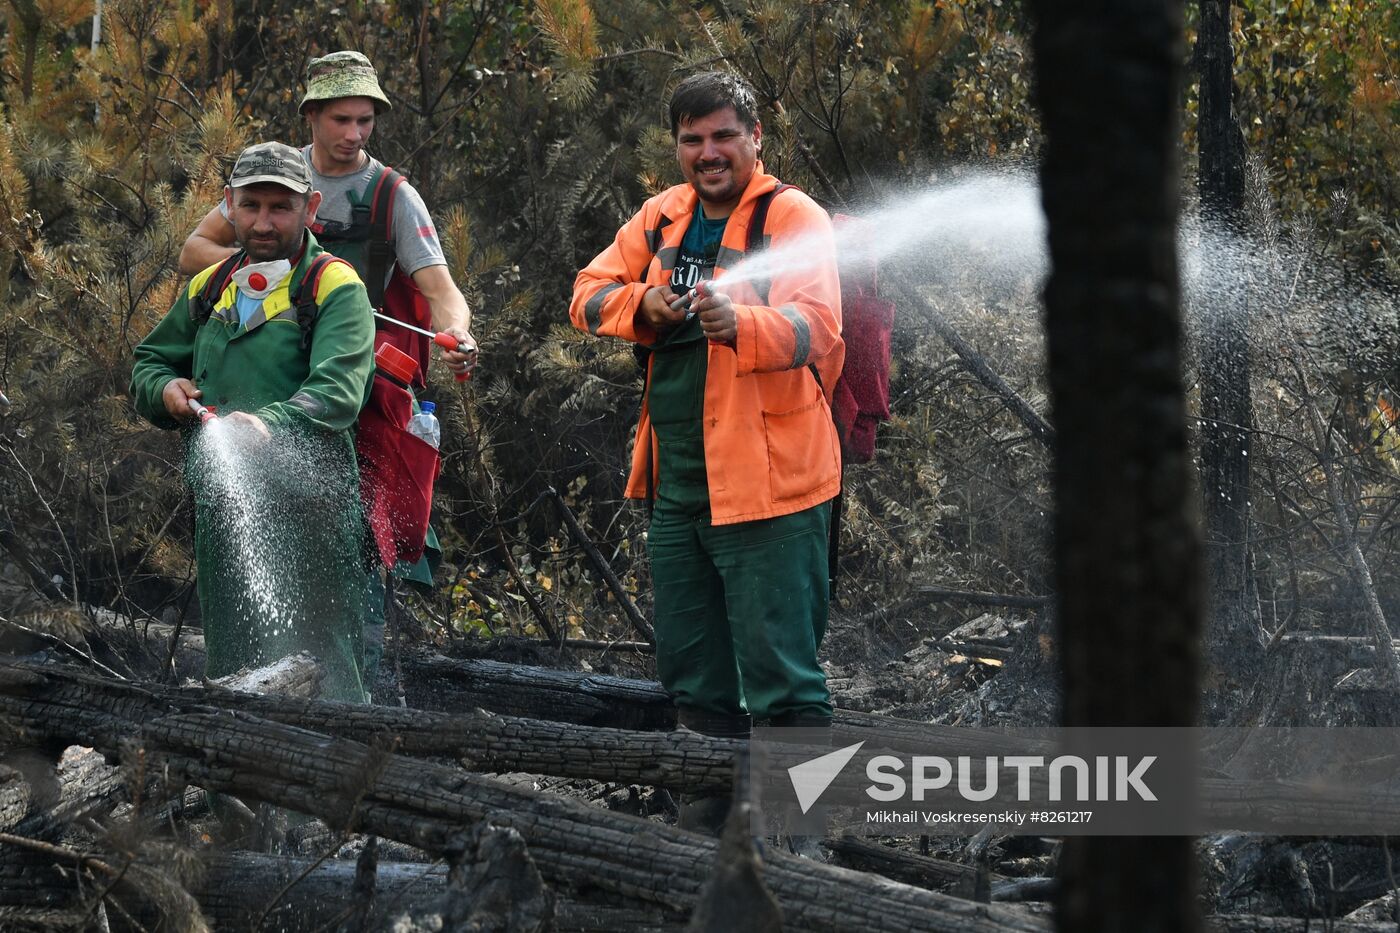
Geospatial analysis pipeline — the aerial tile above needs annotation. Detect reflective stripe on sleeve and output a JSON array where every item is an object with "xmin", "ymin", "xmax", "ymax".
[
  {"xmin": 776, "ymin": 304, "xmax": 811, "ymax": 368},
  {"xmin": 585, "ymin": 283, "xmax": 624, "ymax": 335}
]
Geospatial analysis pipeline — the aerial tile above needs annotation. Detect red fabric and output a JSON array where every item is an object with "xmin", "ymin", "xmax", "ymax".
[
  {"xmin": 376, "ymin": 267, "xmax": 433, "ymax": 389},
  {"xmin": 830, "ymin": 215, "xmax": 894, "ymax": 464},
  {"xmin": 356, "ymin": 371, "xmax": 439, "ymax": 567},
  {"xmin": 831, "ymin": 291, "xmax": 894, "ymax": 463}
]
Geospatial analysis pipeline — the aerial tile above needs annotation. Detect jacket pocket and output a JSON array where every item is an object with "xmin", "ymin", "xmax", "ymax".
[{"xmin": 763, "ymin": 399, "xmax": 837, "ymax": 502}]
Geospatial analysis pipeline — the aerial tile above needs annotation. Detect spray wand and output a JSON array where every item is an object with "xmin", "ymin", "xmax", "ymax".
[
  {"xmin": 188, "ymin": 399, "xmax": 219, "ymax": 425},
  {"xmin": 668, "ymin": 280, "xmax": 715, "ymax": 318},
  {"xmin": 372, "ymin": 312, "xmax": 475, "ymax": 382}
]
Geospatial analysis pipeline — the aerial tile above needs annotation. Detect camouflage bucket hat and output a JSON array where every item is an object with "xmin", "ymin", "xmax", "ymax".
[
  {"xmin": 229, "ymin": 141, "xmax": 312, "ymax": 193},
  {"xmin": 299, "ymin": 50, "xmax": 392, "ymax": 113}
]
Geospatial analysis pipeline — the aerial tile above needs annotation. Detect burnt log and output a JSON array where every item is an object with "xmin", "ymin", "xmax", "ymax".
[
  {"xmin": 400, "ymin": 650, "xmax": 1055, "ymax": 758},
  {"xmin": 1204, "ymin": 921, "xmax": 1398, "ymax": 933},
  {"xmin": 0, "ymin": 662, "xmax": 738, "ymax": 794},
  {"xmin": 0, "ymin": 666, "xmax": 1048, "ymax": 932},
  {"xmin": 213, "ymin": 650, "xmax": 323, "ymax": 697},
  {"xmin": 685, "ymin": 769, "xmax": 781, "ymax": 933},
  {"xmin": 11, "ymin": 663, "xmax": 1400, "ymax": 831},
  {"xmin": 401, "ymin": 650, "xmax": 676, "ymax": 729},
  {"xmin": 83, "ymin": 609, "xmax": 206, "ymax": 682},
  {"xmin": 0, "ymin": 654, "xmax": 325, "ymax": 842},
  {"xmin": 826, "ymin": 835, "xmax": 986, "ymax": 892},
  {"xmin": 0, "ymin": 846, "xmax": 678, "ymax": 932}
]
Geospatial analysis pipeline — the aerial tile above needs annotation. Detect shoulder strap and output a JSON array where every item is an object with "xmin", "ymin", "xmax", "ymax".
[
  {"xmin": 290, "ymin": 254, "xmax": 351, "ymax": 350},
  {"xmin": 190, "ymin": 252, "xmax": 245, "ymax": 325},
  {"xmin": 364, "ymin": 165, "xmax": 407, "ymax": 309},
  {"xmin": 746, "ymin": 182, "xmax": 794, "ymax": 255},
  {"xmin": 747, "ymin": 182, "xmax": 795, "ymax": 304}
]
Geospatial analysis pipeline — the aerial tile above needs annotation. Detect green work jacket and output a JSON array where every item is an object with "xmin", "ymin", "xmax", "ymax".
[{"xmin": 129, "ymin": 232, "xmax": 375, "ymax": 701}]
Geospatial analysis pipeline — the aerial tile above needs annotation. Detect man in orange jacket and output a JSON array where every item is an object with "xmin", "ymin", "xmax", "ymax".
[{"xmin": 570, "ymin": 72, "xmax": 843, "ymax": 836}]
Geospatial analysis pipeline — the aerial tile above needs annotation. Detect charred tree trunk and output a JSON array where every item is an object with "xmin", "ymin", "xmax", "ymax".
[
  {"xmin": 1031, "ymin": 1, "xmax": 1202, "ymax": 932},
  {"xmin": 1197, "ymin": 0, "xmax": 1261, "ymax": 724}
]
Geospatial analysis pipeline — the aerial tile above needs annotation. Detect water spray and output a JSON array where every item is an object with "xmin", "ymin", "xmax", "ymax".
[
  {"xmin": 372, "ymin": 312, "xmax": 475, "ymax": 382},
  {"xmin": 188, "ymin": 399, "xmax": 219, "ymax": 425}
]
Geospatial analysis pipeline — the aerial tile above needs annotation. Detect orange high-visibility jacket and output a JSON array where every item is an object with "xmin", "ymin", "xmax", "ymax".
[{"xmin": 570, "ymin": 167, "xmax": 844, "ymax": 525}]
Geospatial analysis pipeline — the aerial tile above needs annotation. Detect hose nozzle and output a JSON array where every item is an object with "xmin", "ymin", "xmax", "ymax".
[
  {"xmin": 188, "ymin": 400, "xmax": 218, "ymax": 425},
  {"xmin": 668, "ymin": 280, "xmax": 715, "ymax": 317}
]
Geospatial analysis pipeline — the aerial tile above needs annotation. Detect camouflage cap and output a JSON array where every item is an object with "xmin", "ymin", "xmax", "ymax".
[
  {"xmin": 299, "ymin": 50, "xmax": 392, "ymax": 113},
  {"xmin": 229, "ymin": 142, "xmax": 312, "ymax": 194}
]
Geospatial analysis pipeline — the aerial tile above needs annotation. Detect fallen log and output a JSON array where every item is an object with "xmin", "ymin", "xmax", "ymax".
[
  {"xmin": 14, "ymin": 663, "xmax": 1400, "ymax": 832},
  {"xmin": 400, "ymin": 650, "xmax": 1055, "ymax": 758},
  {"xmin": 401, "ymin": 651, "xmax": 676, "ymax": 730},
  {"xmin": 214, "ymin": 651, "xmax": 323, "ymax": 697},
  {"xmin": 826, "ymin": 835, "xmax": 984, "ymax": 892},
  {"xmin": 1, "ymin": 655, "xmax": 324, "ymax": 842},
  {"xmin": 83, "ymin": 609, "xmax": 206, "ymax": 682},
  {"xmin": 0, "ymin": 665, "xmax": 1048, "ymax": 932},
  {"xmin": 0, "ymin": 847, "xmax": 678, "ymax": 932},
  {"xmin": 1204, "ymin": 920, "xmax": 1399, "ymax": 933},
  {"xmin": 1, "ymin": 662, "xmax": 738, "ymax": 794}
]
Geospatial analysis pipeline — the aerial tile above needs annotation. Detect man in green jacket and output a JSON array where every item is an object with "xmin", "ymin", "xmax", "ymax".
[{"xmin": 131, "ymin": 141, "xmax": 375, "ymax": 701}]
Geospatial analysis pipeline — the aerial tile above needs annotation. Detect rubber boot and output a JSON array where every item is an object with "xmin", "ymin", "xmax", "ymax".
[
  {"xmin": 676, "ymin": 707, "xmax": 751, "ymax": 836},
  {"xmin": 770, "ymin": 711, "xmax": 832, "ymax": 861}
]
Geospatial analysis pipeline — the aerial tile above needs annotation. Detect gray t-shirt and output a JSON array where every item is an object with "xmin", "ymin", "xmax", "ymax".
[{"xmin": 220, "ymin": 146, "xmax": 446, "ymax": 285}]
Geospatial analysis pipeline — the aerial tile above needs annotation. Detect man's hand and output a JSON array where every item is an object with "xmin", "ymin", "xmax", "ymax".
[
  {"xmin": 221, "ymin": 411, "xmax": 272, "ymax": 444},
  {"xmin": 161, "ymin": 378, "xmax": 203, "ymax": 423},
  {"xmin": 693, "ymin": 289, "xmax": 737, "ymax": 345},
  {"xmin": 638, "ymin": 286, "xmax": 687, "ymax": 332},
  {"xmin": 438, "ymin": 325, "xmax": 479, "ymax": 379}
]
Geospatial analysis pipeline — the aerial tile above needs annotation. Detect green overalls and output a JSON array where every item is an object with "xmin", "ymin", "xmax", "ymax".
[
  {"xmin": 131, "ymin": 236, "xmax": 374, "ymax": 702},
  {"xmin": 645, "ymin": 207, "xmax": 833, "ymax": 722}
]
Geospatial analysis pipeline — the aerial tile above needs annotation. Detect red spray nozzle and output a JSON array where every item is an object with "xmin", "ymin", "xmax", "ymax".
[{"xmin": 188, "ymin": 400, "xmax": 218, "ymax": 425}]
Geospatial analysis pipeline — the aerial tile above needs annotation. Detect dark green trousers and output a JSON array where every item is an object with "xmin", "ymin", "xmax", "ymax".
[
  {"xmin": 648, "ymin": 499, "xmax": 833, "ymax": 720},
  {"xmin": 646, "ymin": 318, "xmax": 832, "ymax": 721}
]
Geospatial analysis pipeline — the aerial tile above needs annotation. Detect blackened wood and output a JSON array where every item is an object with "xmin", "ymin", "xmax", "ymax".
[
  {"xmin": 684, "ymin": 792, "xmax": 781, "ymax": 933},
  {"xmin": 0, "ymin": 662, "xmax": 1048, "ymax": 802},
  {"xmin": 0, "ymin": 847, "xmax": 677, "ymax": 932},
  {"xmin": 399, "ymin": 650, "xmax": 1052, "ymax": 758},
  {"xmin": 400, "ymin": 650, "xmax": 676, "ymax": 730},
  {"xmin": 1196, "ymin": 0, "xmax": 1259, "ymax": 725},
  {"xmin": 1204, "ymin": 920, "xmax": 1397, "ymax": 933},
  {"xmin": 441, "ymin": 824, "xmax": 555, "ymax": 933},
  {"xmin": 826, "ymin": 836, "xmax": 984, "ymax": 892},
  {"xmin": 85, "ymin": 611, "xmax": 206, "ymax": 682},
  {"xmin": 1031, "ymin": 2, "xmax": 1201, "ymax": 933},
  {"xmin": 0, "ymin": 668, "xmax": 1048, "ymax": 932},
  {"xmin": 214, "ymin": 651, "xmax": 324, "ymax": 697}
]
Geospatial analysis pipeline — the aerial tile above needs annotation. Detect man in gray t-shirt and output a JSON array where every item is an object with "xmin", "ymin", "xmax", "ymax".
[
  {"xmin": 178, "ymin": 51, "xmax": 474, "ymax": 697},
  {"xmin": 179, "ymin": 51, "xmax": 476, "ymax": 377}
]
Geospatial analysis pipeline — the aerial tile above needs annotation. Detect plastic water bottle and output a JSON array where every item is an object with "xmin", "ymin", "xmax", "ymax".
[{"xmin": 407, "ymin": 400, "xmax": 441, "ymax": 449}]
